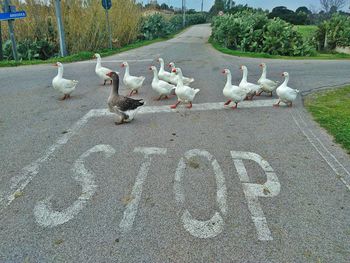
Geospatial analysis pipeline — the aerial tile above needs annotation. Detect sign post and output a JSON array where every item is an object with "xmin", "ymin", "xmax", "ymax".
[
  {"xmin": 54, "ymin": 0, "xmax": 67, "ymax": 57},
  {"xmin": 0, "ymin": 21, "xmax": 3, "ymax": 60},
  {"xmin": 3, "ymin": 0, "xmax": 18, "ymax": 61},
  {"xmin": 102, "ymin": 0, "xmax": 112, "ymax": 49}
]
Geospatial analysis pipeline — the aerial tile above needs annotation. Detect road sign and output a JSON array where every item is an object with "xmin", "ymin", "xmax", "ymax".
[
  {"xmin": 102, "ymin": 0, "xmax": 112, "ymax": 10},
  {"xmin": 0, "ymin": 11, "xmax": 26, "ymax": 21}
]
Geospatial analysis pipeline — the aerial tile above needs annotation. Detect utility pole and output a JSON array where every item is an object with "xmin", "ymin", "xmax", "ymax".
[
  {"xmin": 105, "ymin": 8, "xmax": 112, "ymax": 49},
  {"xmin": 4, "ymin": 0, "xmax": 18, "ymax": 61},
  {"xmin": 201, "ymin": 0, "xmax": 203, "ymax": 12},
  {"xmin": 229, "ymin": 0, "xmax": 233, "ymax": 9},
  {"xmin": 54, "ymin": 0, "xmax": 67, "ymax": 57},
  {"xmin": 182, "ymin": 0, "xmax": 186, "ymax": 28}
]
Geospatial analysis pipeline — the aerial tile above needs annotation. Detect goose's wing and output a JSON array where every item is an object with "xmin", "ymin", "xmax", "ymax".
[{"xmin": 117, "ymin": 96, "xmax": 144, "ymax": 111}]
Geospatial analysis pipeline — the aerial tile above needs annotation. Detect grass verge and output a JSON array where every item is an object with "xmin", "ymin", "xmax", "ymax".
[
  {"xmin": 0, "ymin": 32, "xmax": 183, "ymax": 67},
  {"xmin": 304, "ymin": 86, "xmax": 350, "ymax": 154},
  {"xmin": 209, "ymin": 38, "xmax": 350, "ymax": 60}
]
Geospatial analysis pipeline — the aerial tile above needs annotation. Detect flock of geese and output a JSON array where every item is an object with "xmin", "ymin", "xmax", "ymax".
[{"xmin": 52, "ymin": 54, "xmax": 300, "ymax": 125}]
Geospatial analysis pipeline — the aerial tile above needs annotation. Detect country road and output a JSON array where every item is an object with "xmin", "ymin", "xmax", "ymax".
[{"xmin": 0, "ymin": 24, "xmax": 349, "ymax": 262}]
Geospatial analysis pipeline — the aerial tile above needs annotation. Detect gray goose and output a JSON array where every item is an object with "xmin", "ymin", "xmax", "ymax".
[{"xmin": 106, "ymin": 72, "xmax": 144, "ymax": 125}]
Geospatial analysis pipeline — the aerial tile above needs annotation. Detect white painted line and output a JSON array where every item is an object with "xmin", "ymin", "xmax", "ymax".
[
  {"xmin": 7, "ymin": 110, "xmax": 97, "ymax": 206},
  {"xmin": 4, "ymin": 99, "xmax": 274, "ymax": 207},
  {"xmin": 231, "ymin": 151, "xmax": 280, "ymax": 241},
  {"xmin": 119, "ymin": 147, "xmax": 167, "ymax": 233},
  {"xmin": 34, "ymin": 144, "xmax": 116, "ymax": 227},
  {"xmin": 76, "ymin": 59, "xmax": 154, "ymax": 64},
  {"xmin": 174, "ymin": 149, "xmax": 227, "ymax": 238},
  {"xmin": 291, "ymin": 111, "xmax": 350, "ymax": 191}
]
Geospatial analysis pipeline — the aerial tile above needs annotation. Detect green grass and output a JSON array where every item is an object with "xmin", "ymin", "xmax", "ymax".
[
  {"xmin": 295, "ymin": 25, "xmax": 318, "ymax": 40},
  {"xmin": 209, "ymin": 37, "xmax": 350, "ymax": 60},
  {"xmin": 305, "ymin": 86, "xmax": 350, "ymax": 154},
  {"xmin": 0, "ymin": 34, "xmax": 181, "ymax": 67}
]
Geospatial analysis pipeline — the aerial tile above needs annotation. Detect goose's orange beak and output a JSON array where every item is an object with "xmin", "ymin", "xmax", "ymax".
[
  {"xmin": 106, "ymin": 72, "xmax": 112, "ymax": 77},
  {"xmin": 53, "ymin": 63, "xmax": 58, "ymax": 67},
  {"xmin": 222, "ymin": 70, "xmax": 226, "ymax": 74},
  {"xmin": 172, "ymin": 68, "xmax": 176, "ymax": 73}
]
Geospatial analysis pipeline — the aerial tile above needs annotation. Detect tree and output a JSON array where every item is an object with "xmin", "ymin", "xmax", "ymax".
[
  {"xmin": 320, "ymin": 0, "xmax": 347, "ymax": 13},
  {"xmin": 209, "ymin": 0, "xmax": 225, "ymax": 15},
  {"xmin": 296, "ymin": 6, "xmax": 312, "ymax": 14}
]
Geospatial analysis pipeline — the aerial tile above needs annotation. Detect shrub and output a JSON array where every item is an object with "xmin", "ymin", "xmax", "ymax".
[
  {"xmin": 3, "ymin": 39, "xmax": 57, "ymax": 60},
  {"xmin": 140, "ymin": 14, "xmax": 173, "ymax": 40},
  {"xmin": 316, "ymin": 14, "xmax": 350, "ymax": 50},
  {"xmin": 211, "ymin": 11, "xmax": 315, "ymax": 56}
]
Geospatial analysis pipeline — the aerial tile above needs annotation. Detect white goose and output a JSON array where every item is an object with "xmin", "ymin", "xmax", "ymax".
[
  {"xmin": 149, "ymin": 66, "xmax": 175, "ymax": 100},
  {"xmin": 257, "ymin": 63, "xmax": 278, "ymax": 96},
  {"xmin": 94, "ymin": 53, "xmax": 115, "ymax": 85},
  {"xmin": 52, "ymin": 62, "xmax": 78, "ymax": 100},
  {"xmin": 171, "ymin": 68, "xmax": 200, "ymax": 109},
  {"xmin": 157, "ymin": 58, "xmax": 171, "ymax": 83},
  {"xmin": 222, "ymin": 69, "xmax": 249, "ymax": 110},
  {"xmin": 121, "ymin": 61, "xmax": 145, "ymax": 96},
  {"xmin": 274, "ymin": 72, "xmax": 299, "ymax": 107},
  {"xmin": 168, "ymin": 62, "xmax": 194, "ymax": 85},
  {"xmin": 239, "ymin": 65, "xmax": 260, "ymax": 100}
]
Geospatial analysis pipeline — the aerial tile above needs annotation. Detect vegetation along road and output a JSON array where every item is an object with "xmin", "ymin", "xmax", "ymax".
[{"xmin": 0, "ymin": 24, "xmax": 350, "ymax": 262}]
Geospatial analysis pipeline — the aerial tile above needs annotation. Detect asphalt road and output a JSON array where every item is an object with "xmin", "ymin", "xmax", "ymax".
[{"xmin": 0, "ymin": 24, "xmax": 350, "ymax": 262}]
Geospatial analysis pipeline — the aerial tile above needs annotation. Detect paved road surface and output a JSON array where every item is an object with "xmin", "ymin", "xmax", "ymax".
[{"xmin": 0, "ymin": 24, "xmax": 350, "ymax": 262}]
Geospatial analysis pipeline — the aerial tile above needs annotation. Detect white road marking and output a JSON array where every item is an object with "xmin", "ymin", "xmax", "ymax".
[
  {"xmin": 291, "ymin": 111, "xmax": 350, "ymax": 191},
  {"xmin": 76, "ymin": 59, "xmax": 154, "ymax": 64},
  {"xmin": 33, "ymin": 145, "xmax": 115, "ymax": 227},
  {"xmin": 5, "ymin": 100, "xmax": 274, "ymax": 207},
  {"xmin": 174, "ymin": 149, "xmax": 227, "ymax": 238},
  {"xmin": 231, "ymin": 152, "xmax": 280, "ymax": 241},
  {"xmin": 119, "ymin": 147, "xmax": 167, "ymax": 233}
]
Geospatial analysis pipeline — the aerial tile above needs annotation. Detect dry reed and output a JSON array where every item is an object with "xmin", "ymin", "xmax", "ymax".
[{"xmin": 1, "ymin": 0, "xmax": 142, "ymax": 54}]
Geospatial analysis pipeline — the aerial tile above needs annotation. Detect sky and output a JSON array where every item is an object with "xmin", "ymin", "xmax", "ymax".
[{"xmin": 139, "ymin": 0, "xmax": 349, "ymax": 12}]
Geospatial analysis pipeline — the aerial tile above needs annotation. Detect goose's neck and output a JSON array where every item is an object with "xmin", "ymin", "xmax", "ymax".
[
  {"xmin": 152, "ymin": 69, "xmax": 159, "ymax": 82},
  {"xmin": 111, "ymin": 77, "xmax": 119, "ymax": 95},
  {"xmin": 96, "ymin": 57, "xmax": 101, "ymax": 69},
  {"xmin": 261, "ymin": 67, "xmax": 267, "ymax": 79},
  {"xmin": 160, "ymin": 60, "xmax": 165, "ymax": 71},
  {"xmin": 242, "ymin": 69, "xmax": 248, "ymax": 82},
  {"xmin": 283, "ymin": 75, "xmax": 289, "ymax": 86},
  {"xmin": 125, "ymin": 65, "xmax": 130, "ymax": 76},
  {"xmin": 225, "ymin": 72, "xmax": 232, "ymax": 87},
  {"xmin": 177, "ymin": 71, "xmax": 184, "ymax": 86},
  {"xmin": 57, "ymin": 66, "xmax": 63, "ymax": 78}
]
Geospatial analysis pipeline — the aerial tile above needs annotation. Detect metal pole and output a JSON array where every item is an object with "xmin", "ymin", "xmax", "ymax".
[
  {"xmin": 182, "ymin": 0, "xmax": 186, "ymax": 28},
  {"xmin": 201, "ymin": 0, "xmax": 203, "ymax": 12},
  {"xmin": 105, "ymin": 8, "xmax": 112, "ymax": 49},
  {"xmin": 4, "ymin": 0, "xmax": 18, "ymax": 61},
  {"xmin": 54, "ymin": 0, "xmax": 67, "ymax": 57},
  {"xmin": 0, "ymin": 21, "xmax": 3, "ymax": 61},
  {"xmin": 230, "ymin": 0, "xmax": 233, "ymax": 9}
]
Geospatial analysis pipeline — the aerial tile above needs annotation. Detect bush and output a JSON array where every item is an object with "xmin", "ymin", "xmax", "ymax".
[
  {"xmin": 211, "ymin": 11, "xmax": 315, "ymax": 56},
  {"xmin": 316, "ymin": 14, "xmax": 350, "ymax": 50},
  {"xmin": 140, "ymin": 14, "xmax": 173, "ymax": 40},
  {"xmin": 140, "ymin": 13, "xmax": 208, "ymax": 40},
  {"xmin": 3, "ymin": 39, "xmax": 57, "ymax": 60}
]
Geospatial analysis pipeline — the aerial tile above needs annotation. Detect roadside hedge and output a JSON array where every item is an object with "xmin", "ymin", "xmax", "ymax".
[
  {"xmin": 316, "ymin": 14, "xmax": 350, "ymax": 50},
  {"xmin": 211, "ymin": 11, "xmax": 316, "ymax": 56}
]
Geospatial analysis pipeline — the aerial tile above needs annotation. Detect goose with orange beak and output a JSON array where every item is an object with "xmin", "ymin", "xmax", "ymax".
[
  {"xmin": 106, "ymin": 71, "xmax": 144, "ymax": 125},
  {"xmin": 274, "ymin": 72, "xmax": 299, "ymax": 107},
  {"xmin": 170, "ymin": 67, "xmax": 200, "ymax": 109},
  {"xmin": 52, "ymin": 62, "xmax": 78, "ymax": 100},
  {"xmin": 257, "ymin": 63, "xmax": 278, "ymax": 96}
]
